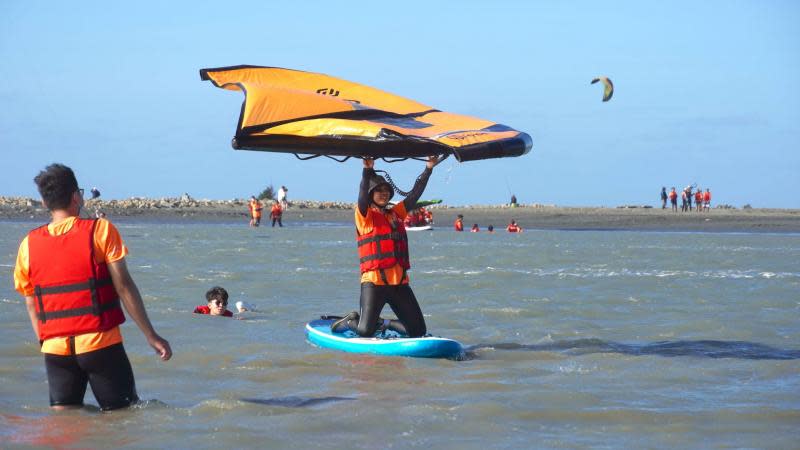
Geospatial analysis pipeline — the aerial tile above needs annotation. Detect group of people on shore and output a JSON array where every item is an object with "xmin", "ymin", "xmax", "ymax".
[
  {"xmin": 453, "ymin": 214, "xmax": 523, "ymax": 233},
  {"xmin": 248, "ymin": 185, "xmax": 288, "ymax": 227},
  {"xmin": 661, "ymin": 186, "xmax": 712, "ymax": 212}
]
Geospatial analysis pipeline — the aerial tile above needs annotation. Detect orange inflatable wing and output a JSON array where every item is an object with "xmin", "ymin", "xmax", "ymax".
[{"xmin": 200, "ymin": 65, "xmax": 532, "ymax": 162}]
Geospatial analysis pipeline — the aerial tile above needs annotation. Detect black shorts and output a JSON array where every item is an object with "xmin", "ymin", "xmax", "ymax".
[{"xmin": 44, "ymin": 342, "xmax": 138, "ymax": 411}]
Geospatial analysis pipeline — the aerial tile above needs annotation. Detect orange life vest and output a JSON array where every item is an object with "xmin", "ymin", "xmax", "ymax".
[
  {"xmin": 695, "ymin": 191, "xmax": 703, "ymax": 202},
  {"xmin": 454, "ymin": 219, "xmax": 463, "ymax": 231},
  {"xmin": 704, "ymin": 191, "xmax": 711, "ymax": 202},
  {"xmin": 193, "ymin": 305, "xmax": 233, "ymax": 317},
  {"xmin": 249, "ymin": 200, "xmax": 262, "ymax": 217},
  {"xmin": 357, "ymin": 208, "xmax": 410, "ymax": 273},
  {"xmin": 669, "ymin": 191, "xmax": 677, "ymax": 200},
  {"xmin": 507, "ymin": 224, "xmax": 520, "ymax": 233},
  {"xmin": 271, "ymin": 204, "xmax": 282, "ymax": 217},
  {"xmin": 27, "ymin": 218, "xmax": 125, "ymax": 340}
]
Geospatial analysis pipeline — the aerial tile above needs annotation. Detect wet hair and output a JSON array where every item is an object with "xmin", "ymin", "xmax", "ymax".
[
  {"xmin": 205, "ymin": 286, "xmax": 229, "ymax": 304},
  {"xmin": 33, "ymin": 163, "xmax": 79, "ymax": 211},
  {"xmin": 487, "ymin": 225, "xmax": 494, "ymax": 231},
  {"xmin": 457, "ymin": 214, "xmax": 463, "ymax": 219}
]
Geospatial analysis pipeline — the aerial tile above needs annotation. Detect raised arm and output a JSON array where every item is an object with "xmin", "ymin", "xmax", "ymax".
[
  {"xmin": 358, "ymin": 158, "xmax": 376, "ymax": 216},
  {"xmin": 402, "ymin": 156, "xmax": 439, "ymax": 210}
]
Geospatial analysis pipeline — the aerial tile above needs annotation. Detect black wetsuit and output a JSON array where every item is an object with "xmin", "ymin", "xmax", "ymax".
[{"xmin": 346, "ymin": 167, "xmax": 432, "ymax": 338}]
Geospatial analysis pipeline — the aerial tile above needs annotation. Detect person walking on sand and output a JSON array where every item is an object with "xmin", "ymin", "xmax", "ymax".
[
  {"xmin": 660, "ymin": 187, "xmax": 668, "ymax": 209},
  {"xmin": 331, "ymin": 156, "xmax": 441, "ymax": 338},
  {"xmin": 277, "ymin": 186, "xmax": 288, "ymax": 209},
  {"xmin": 270, "ymin": 200, "xmax": 283, "ymax": 227},
  {"xmin": 669, "ymin": 187, "xmax": 678, "ymax": 212},
  {"xmin": 681, "ymin": 187, "xmax": 688, "ymax": 212},
  {"xmin": 695, "ymin": 188, "xmax": 704, "ymax": 213},
  {"xmin": 14, "ymin": 163, "xmax": 171, "ymax": 411},
  {"xmin": 510, "ymin": 194, "xmax": 518, "ymax": 207},
  {"xmin": 248, "ymin": 196, "xmax": 263, "ymax": 227}
]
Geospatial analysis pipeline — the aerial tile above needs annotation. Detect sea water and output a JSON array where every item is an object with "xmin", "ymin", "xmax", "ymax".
[{"xmin": 0, "ymin": 220, "xmax": 798, "ymax": 449}]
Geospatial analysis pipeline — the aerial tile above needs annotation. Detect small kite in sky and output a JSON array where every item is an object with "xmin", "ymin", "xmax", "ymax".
[{"xmin": 591, "ymin": 76, "xmax": 614, "ymax": 102}]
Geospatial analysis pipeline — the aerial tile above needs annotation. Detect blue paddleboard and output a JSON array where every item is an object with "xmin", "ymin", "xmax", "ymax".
[{"xmin": 305, "ymin": 318, "xmax": 463, "ymax": 359}]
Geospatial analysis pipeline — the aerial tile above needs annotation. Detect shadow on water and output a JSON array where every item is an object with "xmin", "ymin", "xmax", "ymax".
[
  {"xmin": 239, "ymin": 396, "xmax": 356, "ymax": 408},
  {"xmin": 463, "ymin": 339, "xmax": 800, "ymax": 360}
]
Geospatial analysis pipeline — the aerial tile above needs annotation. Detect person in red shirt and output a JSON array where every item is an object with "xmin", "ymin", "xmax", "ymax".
[
  {"xmin": 270, "ymin": 200, "xmax": 283, "ymax": 227},
  {"xmin": 454, "ymin": 214, "xmax": 464, "ymax": 231},
  {"xmin": 471, "ymin": 224, "xmax": 480, "ymax": 232},
  {"xmin": 507, "ymin": 220, "xmax": 523, "ymax": 233},
  {"xmin": 194, "ymin": 286, "xmax": 234, "ymax": 317},
  {"xmin": 695, "ymin": 189, "xmax": 704, "ymax": 213},
  {"xmin": 703, "ymin": 189, "xmax": 712, "ymax": 212},
  {"xmin": 14, "ymin": 163, "xmax": 171, "ymax": 411},
  {"xmin": 669, "ymin": 187, "xmax": 678, "ymax": 212}
]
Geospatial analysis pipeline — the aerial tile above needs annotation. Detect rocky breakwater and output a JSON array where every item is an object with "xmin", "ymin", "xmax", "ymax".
[{"xmin": 0, "ymin": 195, "xmax": 357, "ymax": 220}]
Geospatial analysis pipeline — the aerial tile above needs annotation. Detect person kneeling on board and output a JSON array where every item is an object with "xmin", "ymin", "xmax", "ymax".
[
  {"xmin": 332, "ymin": 156, "xmax": 440, "ymax": 337},
  {"xmin": 194, "ymin": 286, "xmax": 234, "ymax": 317}
]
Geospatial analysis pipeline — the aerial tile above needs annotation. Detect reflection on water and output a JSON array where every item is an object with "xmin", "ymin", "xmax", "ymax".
[{"xmin": 467, "ymin": 339, "xmax": 800, "ymax": 360}]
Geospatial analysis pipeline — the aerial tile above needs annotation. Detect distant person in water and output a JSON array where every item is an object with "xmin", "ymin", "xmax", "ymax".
[
  {"xmin": 471, "ymin": 224, "xmax": 480, "ymax": 232},
  {"xmin": 454, "ymin": 214, "xmax": 464, "ymax": 232},
  {"xmin": 270, "ymin": 200, "xmax": 283, "ymax": 227},
  {"xmin": 248, "ymin": 196, "xmax": 263, "ymax": 227},
  {"xmin": 90, "ymin": 187, "xmax": 101, "ymax": 199},
  {"xmin": 506, "ymin": 220, "xmax": 522, "ymax": 233},
  {"xmin": 194, "ymin": 286, "xmax": 233, "ymax": 317},
  {"xmin": 331, "ymin": 156, "xmax": 440, "ymax": 338},
  {"xmin": 660, "ymin": 187, "xmax": 667, "ymax": 209},
  {"xmin": 487, "ymin": 225, "xmax": 495, "ymax": 233}
]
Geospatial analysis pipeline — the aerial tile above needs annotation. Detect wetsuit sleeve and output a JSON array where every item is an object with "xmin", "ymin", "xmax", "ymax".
[
  {"xmin": 358, "ymin": 168, "xmax": 376, "ymax": 217},
  {"xmin": 402, "ymin": 167, "xmax": 432, "ymax": 211}
]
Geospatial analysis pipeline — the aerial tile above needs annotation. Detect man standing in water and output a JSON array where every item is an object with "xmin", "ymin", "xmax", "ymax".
[
  {"xmin": 14, "ymin": 163, "xmax": 172, "ymax": 411},
  {"xmin": 332, "ymin": 156, "xmax": 439, "ymax": 337}
]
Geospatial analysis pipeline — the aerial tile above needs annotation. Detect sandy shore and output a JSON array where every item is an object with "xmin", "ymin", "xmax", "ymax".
[{"xmin": 1, "ymin": 197, "xmax": 799, "ymax": 232}]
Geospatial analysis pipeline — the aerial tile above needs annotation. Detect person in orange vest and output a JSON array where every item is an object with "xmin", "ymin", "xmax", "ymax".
[
  {"xmin": 270, "ymin": 200, "xmax": 283, "ymax": 227},
  {"xmin": 248, "ymin": 196, "xmax": 263, "ymax": 227},
  {"xmin": 471, "ymin": 224, "xmax": 480, "ymax": 232},
  {"xmin": 331, "ymin": 156, "xmax": 440, "ymax": 337},
  {"xmin": 703, "ymin": 188, "xmax": 712, "ymax": 212},
  {"xmin": 695, "ymin": 188, "xmax": 704, "ymax": 213},
  {"xmin": 507, "ymin": 219, "xmax": 523, "ymax": 233},
  {"xmin": 13, "ymin": 163, "xmax": 171, "ymax": 411},
  {"xmin": 669, "ymin": 187, "xmax": 678, "ymax": 212},
  {"xmin": 193, "ymin": 286, "xmax": 234, "ymax": 317},
  {"xmin": 454, "ymin": 214, "xmax": 464, "ymax": 231}
]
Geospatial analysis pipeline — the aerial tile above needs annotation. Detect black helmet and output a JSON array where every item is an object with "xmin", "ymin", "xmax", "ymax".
[{"xmin": 368, "ymin": 174, "xmax": 393, "ymax": 201}]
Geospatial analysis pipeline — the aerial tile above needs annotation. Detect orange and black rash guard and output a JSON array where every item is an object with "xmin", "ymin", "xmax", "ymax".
[{"xmin": 356, "ymin": 167, "xmax": 431, "ymax": 286}]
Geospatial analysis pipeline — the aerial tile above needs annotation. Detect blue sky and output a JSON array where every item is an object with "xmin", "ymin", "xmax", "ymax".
[{"xmin": 1, "ymin": 0, "xmax": 798, "ymax": 207}]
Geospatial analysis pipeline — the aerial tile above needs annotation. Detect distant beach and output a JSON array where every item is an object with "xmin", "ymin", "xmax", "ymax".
[{"xmin": 1, "ymin": 196, "xmax": 799, "ymax": 233}]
